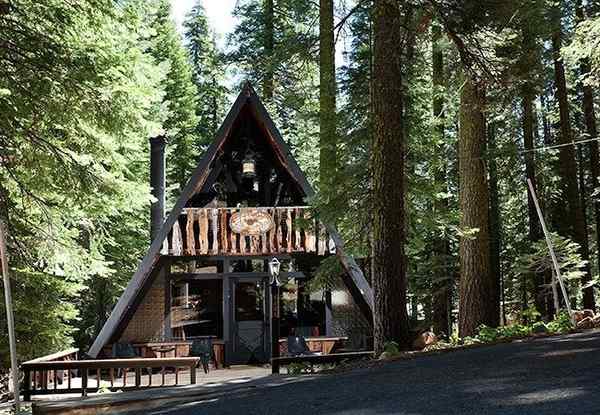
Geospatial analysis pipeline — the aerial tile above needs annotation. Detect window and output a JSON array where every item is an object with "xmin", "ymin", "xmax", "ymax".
[
  {"xmin": 235, "ymin": 281, "xmax": 264, "ymax": 321},
  {"xmin": 171, "ymin": 279, "xmax": 223, "ymax": 338}
]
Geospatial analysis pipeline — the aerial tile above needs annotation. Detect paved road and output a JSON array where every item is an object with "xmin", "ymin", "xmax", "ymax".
[{"xmin": 133, "ymin": 330, "xmax": 600, "ymax": 415}]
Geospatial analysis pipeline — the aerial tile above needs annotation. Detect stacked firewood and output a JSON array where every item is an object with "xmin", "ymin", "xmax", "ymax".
[{"xmin": 574, "ymin": 309, "xmax": 600, "ymax": 330}]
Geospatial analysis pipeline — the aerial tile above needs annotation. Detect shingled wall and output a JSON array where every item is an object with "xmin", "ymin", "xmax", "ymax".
[{"xmin": 119, "ymin": 272, "xmax": 166, "ymax": 343}]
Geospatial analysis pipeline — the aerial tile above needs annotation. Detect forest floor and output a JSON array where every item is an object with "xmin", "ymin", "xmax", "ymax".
[{"xmin": 121, "ymin": 329, "xmax": 600, "ymax": 415}]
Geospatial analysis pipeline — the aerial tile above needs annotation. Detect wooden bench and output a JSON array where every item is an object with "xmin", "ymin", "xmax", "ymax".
[{"xmin": 271, "ymin": 351, "xmax": 374, "ymax": 374}]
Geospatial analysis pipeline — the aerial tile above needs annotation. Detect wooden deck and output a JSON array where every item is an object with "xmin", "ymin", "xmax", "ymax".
[{"xmin": 164, "ymin": 207, "xmax": 335, "ymax": 257}]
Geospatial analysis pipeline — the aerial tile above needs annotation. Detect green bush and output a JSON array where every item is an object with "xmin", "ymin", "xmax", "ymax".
[
  {"xmin": 546, "ymin": 311, "xmax": 573, "ymax": 334},
  {"xmin": 383, "ymin": 341, "xmax": 400, "ymax": 355}
]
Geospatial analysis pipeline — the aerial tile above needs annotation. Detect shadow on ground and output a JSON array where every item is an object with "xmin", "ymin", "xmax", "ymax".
[{"xmin": 126, "ymin": 330, "xmax": 600, "ymax": 415}]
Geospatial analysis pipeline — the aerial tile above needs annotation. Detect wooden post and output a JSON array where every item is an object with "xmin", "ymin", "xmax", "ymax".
[
  {"xmin": 23, "ymin": 369, "xmax": 30, "ymax": 402},
  {"xmin": 271, "ymin": 281, "xmax": 280, "ymax": 374},
  {"xmin": 0, "ymin": 220, "xmax": 20, "ymax": 411},
  {"xmin": 190, "ymin": 364, "xmax": 197, "ymax": 384},
  {"xmin": 324, "ymin": 290, "xmax": 333, "ymax": 336},
  {"xmin": 82, "ymin": 369, "xmax": 88, "ymax": 397},
  {"xmin": 527, "ymin": 179, "xmax": 575, "ymax": 325},
  {"xmin": 135, "ymin": 368, "xmax": 141, "ymax": 388}
]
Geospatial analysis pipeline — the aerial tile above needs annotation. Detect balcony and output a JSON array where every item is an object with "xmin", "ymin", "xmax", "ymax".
[{"xmin": 163, "ymin": 207, "xmax": 333, "ymax": 257}]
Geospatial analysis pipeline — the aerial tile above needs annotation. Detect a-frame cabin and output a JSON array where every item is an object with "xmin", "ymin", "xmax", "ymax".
[{"xmin": 88, "ymin": 83, "xmax": 373, "ymax": 365}]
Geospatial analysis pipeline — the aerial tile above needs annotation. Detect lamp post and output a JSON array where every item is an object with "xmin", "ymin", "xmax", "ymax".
[{"xmin": 268, "ymin": 257, "xmax": 281, "ymax": 374}]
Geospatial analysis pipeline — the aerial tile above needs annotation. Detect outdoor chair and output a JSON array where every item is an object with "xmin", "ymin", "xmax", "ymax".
[
  {"xmin": 112, "ymin": 342, "xmax": 139, "ymax": 378},
  {"xmin": 190, "ymin": 337, "xmax": 213, "ymax": 374},
  {"xmin": 112, "ymin": 342, "xmax": 138, "ymax": 359},
  {"xmin": 286, "ymin": 336, "xmax": 316, "ymax": 357}
]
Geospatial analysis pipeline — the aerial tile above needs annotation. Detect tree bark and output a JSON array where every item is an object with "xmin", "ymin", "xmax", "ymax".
[
  {"xmin": 431, "ymin": 23, "xmax": 451, "ymax": 336},
  {"xmin": 576, "ymin": 1, "xmax": 600, "ymax": 283},
  {"xmin": 319, "ymin": 0, "xmax": 337, "ymax": 196},
  {"xmin": 263, "ymin": 0, "xmax": 274, "ymax": 101},
  {"xmin": 551, "ymin": 6, "xmax": 595, "ymax": 310},
  {"xmin": 488, "ymin": 122, "xmax": 502, "ymax": 321},
  {"xmin": 520, "ymin": 20, "xmax": 545, "ymax": 314},
  {"xmin": 372, "ymin": 0, "xmax": 410, "ymax": 353},
  {"xmin": 458, "ymin": 75, "xmax": 497, "ymax": 337}
]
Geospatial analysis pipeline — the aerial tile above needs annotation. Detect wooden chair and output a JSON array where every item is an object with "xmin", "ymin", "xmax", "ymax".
[{"xmin": 112, "ymin": 342, "xmax": 139, "ymax": 378}]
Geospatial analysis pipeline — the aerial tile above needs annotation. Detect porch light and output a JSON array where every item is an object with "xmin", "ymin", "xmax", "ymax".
[
  {"xmin": 269, "ymin": 257, "xmax": 281, "ymax": 286},
  {"xmin": 242, "ymin": 149, "xmax": 256, "ymax": 179}
]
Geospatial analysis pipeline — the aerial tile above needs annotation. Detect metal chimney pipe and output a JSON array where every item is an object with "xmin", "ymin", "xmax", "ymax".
[{"xmin": 150, "ymin": 135, "xmax": 166, "ymax": 242}]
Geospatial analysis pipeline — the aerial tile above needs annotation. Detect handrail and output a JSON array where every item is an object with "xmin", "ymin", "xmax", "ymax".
[
  {"xmin": 22, "ymin": 357, "xmax": 201, "ymax": 400},
  {"xmin": 164, "ymin": 206, "xmax": 334, "ymax": 257},
  {"xmin": 182, "ymin": 206, "xmax": 312, "ymax": 211},
  {"xmin": 23, "ymin": 348, "xmax": 79, "ymax": 364},
  {"xmin": 21, "ymin": 357, "xmax": 199, "ymax": 370}
]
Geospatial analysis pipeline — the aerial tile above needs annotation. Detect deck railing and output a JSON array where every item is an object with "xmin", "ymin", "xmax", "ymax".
[
  {"xmin": 21, "ymin": 357, "xmax": 200, "ymax": 400},
  {"xmin": 163, "ymin": 207, "xmax": 334, "ymax": 257}
]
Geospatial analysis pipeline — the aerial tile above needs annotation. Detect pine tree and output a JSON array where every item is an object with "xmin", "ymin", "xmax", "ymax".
[
  {"xmin": 575, "ymin": 0, "xmax": 600, "ymax": 282},
  {"xmin": 228, "ymin": 0, "xmax": 319, "ymax": 180},
  {"xmin": 148, "ymin": 0, "xmax": 199, "ymax": 192},
  {"xmin": 457, "ymin": 75, "xmax": 496, "ymax": 336},
  {"xmin": 0, "ymin": 0, "xmax": 165, "ymax": 358},
  {"xmin": 184, "ymin": 1, "xmax": 228, "ymax": 149},
  {"xmin": 319, "ymin": 0, "xmax": 337, "ymax": 197},
  {"xmin": 550, "ymin": 1, "xmax": 595, "ymax": 310},
  {"xmin": 372, "ymin": 0, "xmax": 419, "ymax": 353},
  {"xmin": 431, "ymin": 21, "xmax": 451, "ymax": 336}
]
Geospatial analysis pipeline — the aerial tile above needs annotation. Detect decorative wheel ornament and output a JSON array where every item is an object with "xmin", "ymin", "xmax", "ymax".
[{"xmin": 230, "ymin": 209, "xmax": 274, "ymax": 235}]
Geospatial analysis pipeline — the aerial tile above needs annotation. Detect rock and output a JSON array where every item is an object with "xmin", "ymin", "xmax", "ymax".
[
  {"xmin": 576, "ymin": 316, "xmax": 594, "ymax": 330},
  {"xmin": 412, "ymin": 331, "xmax": 438, "ymax": 350}
]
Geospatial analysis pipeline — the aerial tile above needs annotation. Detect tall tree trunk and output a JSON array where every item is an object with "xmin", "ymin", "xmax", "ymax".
[
  {"xmin": 458, "ymin": 75, "xmax": 497, "ymax": 337},
  {"xmin": 431, "ymin": 23, "xmax": 451, "ymax": 336},
  {"xmin": 576, "ymin": 1, "xmax": 600, "ymax": 282},
  {"xmin": 263, "ymin": 0, "xmax": 274, "ymax": 101},
  {"xmin": 488, "ymin": 122, "xmax": 502, "ymax": 320},
  {"xmin": 319, "ymin": 0, "xmax": 337, "ymax": 196},
  {"xmin": 372, "ymin": 0, "xmax": 410, "ymax": 353},
  {"xmin": 521, "ymin": 22, "xmax": 545, "ymax": 314},
  {"xmin": 551, "ymin": 5, "xmax": 595, "ymax": 310},
  {"xmin": 540, "ymin": 93, "xmax": 557, "ymax": 317}
]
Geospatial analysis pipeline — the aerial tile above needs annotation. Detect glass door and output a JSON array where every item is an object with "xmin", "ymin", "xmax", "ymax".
[{"xmin": 231, "ymin": 277, "xmax": 269, "ymax": 364}]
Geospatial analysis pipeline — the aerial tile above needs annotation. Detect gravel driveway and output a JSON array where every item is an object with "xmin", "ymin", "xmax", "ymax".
[{"xmin": 129, "ymin": 329, "xmax": 600, "ymax": 415}]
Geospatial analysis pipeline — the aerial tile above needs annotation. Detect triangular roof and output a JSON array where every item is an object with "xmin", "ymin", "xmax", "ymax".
[{"xmin": 88, "ymin": 82, "xmax": 373, "ymax": 357}]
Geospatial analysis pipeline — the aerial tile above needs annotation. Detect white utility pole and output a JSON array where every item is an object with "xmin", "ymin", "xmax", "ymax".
[
  {"xmin": 0, "ymin": 220, "xmax": 20, "ymax": 412},
  {"xmin": 526, "ymin": 179, "xmax": 575, "ymax": 325}
]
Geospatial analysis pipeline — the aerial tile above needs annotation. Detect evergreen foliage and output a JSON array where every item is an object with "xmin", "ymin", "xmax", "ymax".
[
  {"xmin": 184, "ymin": 1, "xmax": 228, "ymax": 149},
  {"xmin": 1, "ymin": 0, "xmax": 600, "ymax": 366}
]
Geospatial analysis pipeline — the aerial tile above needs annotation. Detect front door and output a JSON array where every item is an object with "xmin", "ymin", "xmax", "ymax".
[{"xmin": 231, "ymin": 277, "xmax": 269, "ymax": 364}]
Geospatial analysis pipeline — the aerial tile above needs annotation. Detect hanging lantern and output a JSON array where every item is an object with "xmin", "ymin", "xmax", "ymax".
[
  {"xmin": 269, "ymin": 257, "xmax": 282, "ymax": 286},
  {"xmin": 242, "ymin": 150, "xmax": 256, "ymax": 179}
]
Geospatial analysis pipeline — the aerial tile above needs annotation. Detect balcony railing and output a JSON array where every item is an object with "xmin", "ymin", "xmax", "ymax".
[{"xmin": 162, "ymin": 207, "xmax": 334, "ymax": 257}]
